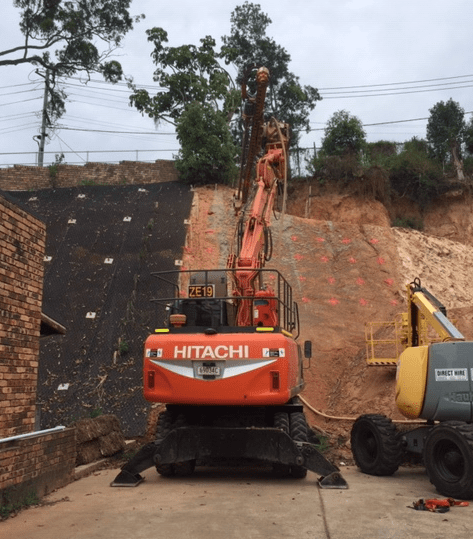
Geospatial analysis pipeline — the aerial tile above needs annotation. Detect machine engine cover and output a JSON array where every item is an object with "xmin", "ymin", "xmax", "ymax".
[{"xmin": 421, "ymin": 341, "xmax": 473, "ymax": 422}]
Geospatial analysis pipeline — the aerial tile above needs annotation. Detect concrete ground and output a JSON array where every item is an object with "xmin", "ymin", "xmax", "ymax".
[{"xmin": 2, "ymin": 464, "xmax": 472, "ymax": 539}]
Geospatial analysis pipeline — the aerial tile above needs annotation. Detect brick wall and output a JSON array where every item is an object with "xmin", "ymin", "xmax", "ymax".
[
  {"xmin": 0, "ymin": 194, "xmax": 77, "ymax": 505},
  {"xmin": 0, "ymin": 194, "xmax": 46, "ymax": 438},
  {"xmin": 0, "ymin": 427, "xmax": 76, "ymax": 506},
  {"xmin": 0, "ymin": 160, "xmax": 179, "ymax": 191}
]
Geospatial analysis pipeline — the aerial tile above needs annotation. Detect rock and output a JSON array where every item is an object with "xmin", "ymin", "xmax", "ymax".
[{"xmin": 73, "ymin": 415, "xmax": 125, "ymax": 465}]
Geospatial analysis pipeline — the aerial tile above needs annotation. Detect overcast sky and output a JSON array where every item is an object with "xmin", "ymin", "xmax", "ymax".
[{"xmin": 2, "ymin": 0, "xmax": 473, "ymax": 169}]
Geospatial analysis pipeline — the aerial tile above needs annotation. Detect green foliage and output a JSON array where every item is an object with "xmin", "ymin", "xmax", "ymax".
[
  {"xmin": 426, "ymin": 99, "xmax": 465, "ymax": 162},
  {"xmin": 129, "ymin": 28, "xmax": 239, "ymax": 125},
  {"xmin": 90, "ymin": 407, "xmax": 103, "ymax": 419},
  {"xmin": 0, "ymin": 487, "xmax": 40, "ymax": 520},
  {"xmin": 4, "ymin": 1, "xmax": 144, "ymax": 121},
  {"xmin": 464, "ymin": 115, "xmax": 473, "ymax": 156},
  {"xmin": 314, "ymin": 435, "xmax": 330, "ymax": 454},
  {"xmin": 309, "ymin": 153, "xmax": 362, "ymax": 184},
  {"xmin": 391, "ymin": 217, "xmax": 424, "ymax": 230},
  {"xmin": 175, "ymin": 102, "xmax": 239, "ymax": 185},
  {"xmin": 221, "ymin": 2, "xmax": 321, "ymax": 146},
  {"xmin": 321, "ymin": 110, "xmax": 366, "ymax": 157},
  {"xmin": 387, "ymin": 137, "xmax": 444, "ymax": 207},
  {"xmin": 118, "ymin": 340, "xmax": 129, "ymax": 354},
  {"xmin": 365, "ymin": 140, "xmax": 398, "ymax": 165}
]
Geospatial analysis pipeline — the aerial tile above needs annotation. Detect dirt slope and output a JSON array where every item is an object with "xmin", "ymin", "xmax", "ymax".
[{"xmin": 187, "ymin": 184, "xmax": 473, "ymax": 459}]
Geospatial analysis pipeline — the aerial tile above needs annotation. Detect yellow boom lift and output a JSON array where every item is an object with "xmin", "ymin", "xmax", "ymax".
[{"xmin": 352, "ymin": 278, "xmax": 473, "ymax": 499}]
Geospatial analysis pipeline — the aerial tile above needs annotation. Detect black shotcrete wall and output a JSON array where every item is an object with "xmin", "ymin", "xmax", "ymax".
[{"xmin": 10, "ymin": 182, "xmax": 193, "ymax": 436}]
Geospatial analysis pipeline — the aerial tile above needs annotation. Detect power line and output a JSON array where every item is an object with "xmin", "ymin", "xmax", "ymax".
[
  {"xmin": 0, "ymin": 96, "xmax": 42, "ymax": 107},
  {"xmin": 0, "ymin": 81, "xmax": 39, "ymax": 90},
  {"xmin": 303, "ymin": 111, "xmax": 473, "ymax": 132},
  {"xmin": 0, "ymin": 87, "xmax": 43, "ymax": 97},
  {"xmin": 318, "ymin": 73, "xmax": 473, "ymax": 90},
  {"xmin": 57, "ymin": 126, "xmax": 177, "ymax": 135},
  {"xmin": 320, "ymin": 83, "xmax": 473, "ymax": 99}
]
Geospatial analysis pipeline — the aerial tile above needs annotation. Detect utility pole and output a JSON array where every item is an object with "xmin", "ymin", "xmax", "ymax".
[{"xmin": 38, "ymin": 68, "xmax": 50, "ymax": 167}]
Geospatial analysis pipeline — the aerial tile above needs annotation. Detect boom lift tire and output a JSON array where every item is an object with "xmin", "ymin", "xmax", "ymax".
[
  {"xmin": 423, "ymin": 421, "xmax": 473, "ymax": 500},
  {"xmin": 351, "ymin": 414, "xmax": 403, "ymax": 476}
]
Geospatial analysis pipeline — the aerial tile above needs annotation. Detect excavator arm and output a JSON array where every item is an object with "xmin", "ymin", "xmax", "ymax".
[{"xmin": 227, "ymin": 67, "xmax": 289, "ymax": 327}]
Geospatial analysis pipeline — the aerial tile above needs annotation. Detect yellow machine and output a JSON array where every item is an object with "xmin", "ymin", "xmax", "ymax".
[{"xmin": 352, "ymin": 278, "xmax": 473, "ymax": 499}]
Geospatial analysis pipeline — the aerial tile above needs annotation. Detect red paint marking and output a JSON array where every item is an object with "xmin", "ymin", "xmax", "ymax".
[
  {"xmin": 349, "ymin": 257, "xmax": 357, "ymax": 264},
  {"xmin": 377, "ymin": 257, "xmax": 386, "ymax": 265},
  {"xmin": 302, "ymin": 297, "xmax": 310, "ymax": 303},
  {"xmin": 384, "ymin": 278, "xmax": 394, "ymax": 286},
  {"xmin": 390, "ymin": 299, "xmax": 398, "ymax": 306},
  {"xmin": 342, "ymin": 238, "xmax": 351, "ymax": 244},
  {"xmin": 294, "ymin": 253, "xmax": 304, "ymax": 261},
  {"xmin": 328, "ymin": 276, "xmax": 336, "ymax": 284},
  {"xmin": 291, "ymin": 235, "xmax": 298, "ymax": 242},
  {"xmin": 320, "ymin": 255, "xmax": 329, "ymax": 263},
  {"xmin": 316, "ymin": 237, "xmax": 325, "ymax": 243},
  {"xmin": 369, "ymin": 238, "xmax": 379, "ymax": 244},
  {"xmin": 329, "ymin": 298, "xmax": 340, "ymax": 305},
  {"xmin": 356, "ymin": 278, "xmax": 365, "ymax": 286},
  {"xmin": 299, "ymin": 276, "xmax": 307, "ymax": 282},
  {"xmin": 359, "ymin": 298, "xmax": 369, "ymax": 306}
]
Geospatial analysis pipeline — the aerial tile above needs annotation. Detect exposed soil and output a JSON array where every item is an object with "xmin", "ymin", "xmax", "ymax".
[
  {"xmin": 186, "ymin": 181, "xmax": 473, "ymax": 462},
  {"xmin": 10, "ymin": 179, "xmax": 473, "ymax": 464}
]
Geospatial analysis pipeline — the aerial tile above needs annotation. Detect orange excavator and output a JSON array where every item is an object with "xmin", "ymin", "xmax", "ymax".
[{"xmin": 112, "ymin": 67, "xmax": 346, "ymax": 489}]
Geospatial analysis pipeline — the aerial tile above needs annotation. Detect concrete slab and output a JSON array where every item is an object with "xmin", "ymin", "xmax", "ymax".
[{"xmin": 2, "ymin": 465, "xmax": 472, "ymax": 538}]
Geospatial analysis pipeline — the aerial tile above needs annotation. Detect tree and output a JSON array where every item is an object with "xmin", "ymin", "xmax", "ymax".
[
  {"xmin": 129, "ymin": 28, "xmax": 239, "ymax": 126},
  {"xmin": 426, "ymin": 98, "xmax": 465, "ymax": 181},
  {"xmin": 129, "ymin": 28, "xmax": 239, "ymax": 184},
  {"xmin": 221, "ymin": 2, "xmax": 321, "ymax": 145},
  {"xmin": 463, "ymin": 115, "xmax": 473, "ymax": 156},
  {"xmin": 175, "ymin": 102, "xmax": 238, "ymax": 185},
  {"xmin": 321, "ymin": 110, "xmax": 366, "ymax": 156},
  {"xmin": 388, "ymin": 137, "xmax": 444, "ymax": 207},
  {"xmin": 2, "ymin": 1, "xmax": 143, "ymax": 120}
]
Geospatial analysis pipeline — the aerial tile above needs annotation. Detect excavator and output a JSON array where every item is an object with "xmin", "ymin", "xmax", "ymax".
[
  {"xmin": 112, "ymin": 67, "xmax": 347, "ymax": 489},
  {"xmin": 351, "ymin": 277, "xmax": 473, "ymax": 499}
]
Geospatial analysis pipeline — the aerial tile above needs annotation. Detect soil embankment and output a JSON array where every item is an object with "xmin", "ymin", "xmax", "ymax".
[{"xmin": 187, "ymin": 183, "xmax": 473, "ymax": 461}]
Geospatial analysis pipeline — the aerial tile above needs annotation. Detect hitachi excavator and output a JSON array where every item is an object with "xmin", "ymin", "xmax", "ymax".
[
  {"xmin": 112, "ymin": 67, "xmax": 347, "ymax": 489},
  {"xmin": 351, "ymin": 277, "xmax": 473, "ymax": 499}
]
